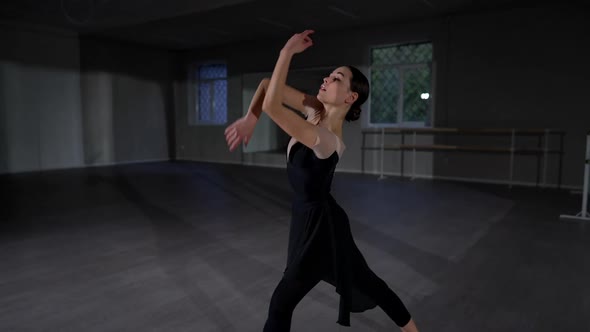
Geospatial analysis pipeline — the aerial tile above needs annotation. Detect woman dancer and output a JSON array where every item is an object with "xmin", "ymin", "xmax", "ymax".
[{"xmin": 225, "ymin": 30, "xmax": 419, "ymax": 332}]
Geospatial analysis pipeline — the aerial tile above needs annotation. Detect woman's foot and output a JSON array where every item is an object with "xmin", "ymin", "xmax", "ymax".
[{"xmin": 400, "ymin": 318, "xmax": 419, "ymax": 332}]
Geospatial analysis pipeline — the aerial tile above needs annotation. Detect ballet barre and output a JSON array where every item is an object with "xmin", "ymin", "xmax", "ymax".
[
  {"xmin": 360, "ymin": 127, "xmax": 565, "ymax": 188},
  {"xmin": 560, "ymin": 131, "xmax": 589, "ymax": 221}
]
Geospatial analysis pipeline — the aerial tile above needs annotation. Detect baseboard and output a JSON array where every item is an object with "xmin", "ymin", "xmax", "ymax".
[
  {"xmin": 180, "ymin": 158, "xmax": 580, "ymax": 190},
  {"xmin": 0, "ymin": 158, "xmax": 170, "ymax": 175},
  {"xmin": 180, "ymin": 157, "xmax": 287, "ymax": 170},
  {"xmin": 82, "ymin": 158, "xmax": 171, "ymax": 169},
  {"xmin": 336, "ymin": 167, "xmax": 580, "ymax": 190},
  {"xmin": 3, "ymin": 157, "xmax": 580, "ymax": 191}
]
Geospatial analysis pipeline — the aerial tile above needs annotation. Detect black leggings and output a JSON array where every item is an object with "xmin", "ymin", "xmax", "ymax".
[{"xmin": 263, "ymin": 269, "xmax": 411, "ymax": 332}]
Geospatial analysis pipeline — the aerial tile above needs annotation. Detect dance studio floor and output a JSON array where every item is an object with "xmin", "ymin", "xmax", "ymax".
[{"xmin": 1, "ymin": 161, "xmax": 589, "ymax": 332}]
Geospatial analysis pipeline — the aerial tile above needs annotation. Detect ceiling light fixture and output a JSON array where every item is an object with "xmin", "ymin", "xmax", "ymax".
[
  {"xmin": 419, "ymin": 0, "xmax": 436, "ymax": 9},
  {"xmin": 257, "ymin": 18, "xmax": 292, "ymax": 30},
  {"xmin": 327, "ymin": 6, "xmax": 359, "ymax": 19}
]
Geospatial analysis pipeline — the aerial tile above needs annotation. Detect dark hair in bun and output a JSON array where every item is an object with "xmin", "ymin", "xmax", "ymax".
[{"xmin": 344, "ymin": 65, "xmax": 369, "ymax": 122}]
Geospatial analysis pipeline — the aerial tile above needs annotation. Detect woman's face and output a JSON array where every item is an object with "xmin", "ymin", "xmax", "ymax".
[{"xmin": 316, "ymin": 66, "xmax": 355, "ymax": 107}]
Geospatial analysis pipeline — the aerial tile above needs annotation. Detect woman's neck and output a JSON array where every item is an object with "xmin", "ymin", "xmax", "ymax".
[{"xmin": 319, "ymin": 107, "xmax": 345, "ymax": 138}]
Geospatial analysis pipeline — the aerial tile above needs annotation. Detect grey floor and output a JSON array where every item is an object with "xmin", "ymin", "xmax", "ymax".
[{"xmin": 1, "ymin": 161, "xmax": 589, "ymax": 332}]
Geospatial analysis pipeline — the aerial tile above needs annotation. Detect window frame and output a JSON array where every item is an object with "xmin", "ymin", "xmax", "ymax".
[
  {"xmin": 367, "ymin": 41, "xmax": 434, "ymax": 129},
  {"xmin": 188, "ymin": 62, "xmax": 228, "ymax": 126}
]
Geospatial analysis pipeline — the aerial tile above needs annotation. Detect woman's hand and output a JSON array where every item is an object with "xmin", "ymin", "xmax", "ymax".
[
  {"xmin": 224, "ymin": 112, "xmax": 257, "ymax": 152},
  {"xmin": 281, "ymin": 30, "xmax": 314, "ymax": 55}
]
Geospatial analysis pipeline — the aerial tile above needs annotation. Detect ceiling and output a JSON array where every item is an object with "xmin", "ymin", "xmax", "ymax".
[{"xmin": 0, "ymin": 0, "xmax": 541, "ymax": 50}]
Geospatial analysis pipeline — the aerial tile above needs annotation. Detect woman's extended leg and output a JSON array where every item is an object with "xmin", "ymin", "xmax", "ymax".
[
  {"xmin": 263, "ymin": 275, "xmax": 321, "ymax": 332},
  {"xmin": 353, "ymin": 267, "xmax": 419, "ymax": 332}
]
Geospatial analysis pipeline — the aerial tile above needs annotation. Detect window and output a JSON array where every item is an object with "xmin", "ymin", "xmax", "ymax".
[
  {"xmin": 370, "ymin": 42, "xmax": 433, "ymax": 127},
  {"xmin": 194, "ymin": 64, "xmax": 227, "ymax": 125}
]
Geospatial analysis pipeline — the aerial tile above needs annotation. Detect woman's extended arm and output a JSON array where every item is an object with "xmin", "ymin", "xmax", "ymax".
[
  {"xmin": 247, "ymin": 78, "xmax": 322, "ymax": 121},
  {"xmin": 225, "ymin": 74, "xmax": 323, "ymax": 152},
  {"xmin": 261, "ymin": 30, "xmax": 321, "ymax": 148}
]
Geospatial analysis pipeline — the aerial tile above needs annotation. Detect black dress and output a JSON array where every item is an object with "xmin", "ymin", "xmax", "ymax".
[{"xmin": 283, "ymin": 133, "xmax": 377, "ymax": 326}]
